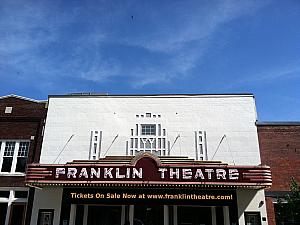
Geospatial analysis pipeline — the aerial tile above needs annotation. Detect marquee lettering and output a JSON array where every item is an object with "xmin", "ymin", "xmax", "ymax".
[{"xmin": 55, "ymin": 167, "xmax": 239, "ymax": 181}]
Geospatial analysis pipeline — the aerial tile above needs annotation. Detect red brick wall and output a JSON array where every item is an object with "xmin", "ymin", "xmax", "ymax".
[
  {"xmin": 0, "ymin": 176, "xmax": 25, "ymax": 187},
  {"xmin": 257, "ymin": 125, "xmax": 300, "ymax": 191},
  {"xmin": 0, "ymin": 97, "xmax": 46, "ymax": 118},
  {"xmin": 266, "ymin": 197, "xmax": 276, "ymax": 225},
  {"xmin": 0, "ymin": 96, "xmax": 47, "ymax": 187}
]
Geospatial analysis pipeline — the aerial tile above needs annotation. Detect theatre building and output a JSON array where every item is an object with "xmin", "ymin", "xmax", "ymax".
[
  {"xmin": 26, "ymin": 94, "xmax": 272, "ymax": 225},
  {"xmin": 0, "ymin": 95, "xmax": 46, "ymax": 225}
]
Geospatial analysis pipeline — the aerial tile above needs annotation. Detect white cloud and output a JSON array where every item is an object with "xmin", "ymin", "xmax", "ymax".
[
  {"xmin": 80, "ymin": 59, "xmax": 121, "ymax": 82},
  {"xmin": 0, "ymin": 0, "xmax": 76, "ymax": 55},
  {"xmin": 224, "ymin": 62, "xmax": 300, "ymax": 89},
  {"xmin": 0, "ymin": 0, "xmax": 270, "ymax": 92}
]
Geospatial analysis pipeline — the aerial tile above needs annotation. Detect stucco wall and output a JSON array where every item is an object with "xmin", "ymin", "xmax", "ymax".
[
  {"xmin": 30, "ymin": 188, "xmax": 63, "ymax": 225},
  {"xmin": 237, "ymin": 189, "xmax": 268, "ymax": 225},
  {"xmin": 40, "ymin": 95, "xmax": 260, "ymax": 166}
]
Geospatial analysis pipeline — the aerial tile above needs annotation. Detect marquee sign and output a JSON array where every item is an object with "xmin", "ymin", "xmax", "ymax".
[
  {"xmin": 26, "ymin": 153, "xmax": 271, "ymax": 188},
  {"xmin": 62, "ymin": 188, "xmax": 237, "ymax": 205}
]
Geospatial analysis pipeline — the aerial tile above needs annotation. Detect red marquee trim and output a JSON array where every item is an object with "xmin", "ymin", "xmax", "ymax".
[{"xmin": 26, "ymin": 154, "xmax": 272, "ymax": 189}]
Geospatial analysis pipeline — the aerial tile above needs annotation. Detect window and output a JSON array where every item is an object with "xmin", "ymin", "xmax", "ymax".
[
  {"xmin": 8, "ymin": 203, "xmax": 26, "ymax": 225},
  {"xmin": 244, "ymin": 212, "xmax": 261, "ymax": 225},
  {"xmin": 0, "ymin": 191, "xmax": 10, "ymax": 198},
  {"xmin": 0, "ymin": 189, "xmax": 28, "ymax": 225},
  {"xmin": 141, "ymin": 124, "xmax": 156, "ymax": 135},
  {"xmin": 16, "ymin": 142, "xmax": 29, "ymax": 172},
  {"xmin": 0, "ymin": 203, "xmax": 7, "ymax": 225},
  {"xmin": 14, "ymin": 191, "xmax": 28, "ymax": 199},
  {"xmin": 37, "ymin": 209, "xmax": 54, "ymax": 225},
  {"xmin": 2, "ymin": 142, "xmax": 15, "ymax": 172},
  {"xmin": 0, "ymin": 141, "xmax": 30, "ymax": 173}
]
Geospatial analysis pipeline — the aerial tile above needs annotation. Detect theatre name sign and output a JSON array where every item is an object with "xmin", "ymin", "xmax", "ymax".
[{"xmin": 26, "ymin": 155, "xmax": 272, "ymax": 188}]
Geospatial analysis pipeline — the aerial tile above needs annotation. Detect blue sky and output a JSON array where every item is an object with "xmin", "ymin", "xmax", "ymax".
[{"xmin": 0, "ymin": 0, "xmax": 299, "ymax": 121}]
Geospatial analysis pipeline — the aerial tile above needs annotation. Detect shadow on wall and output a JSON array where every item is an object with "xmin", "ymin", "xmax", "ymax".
[{"xmin": 237, "ymin": 189, "xmax": 264, "ymax": 221}]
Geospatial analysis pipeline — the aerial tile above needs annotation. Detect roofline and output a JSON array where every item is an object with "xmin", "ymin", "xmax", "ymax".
[
  {"xmin": 0, "ymin": 94, "xmax": 46, "ymax": 103},
  {"xmin": 257, "ymin": 121, "xmax": 300, "ymax": 126},
  {"xmin": 48, "ymin": 93, "xmax": 254, "ymax": 99}
]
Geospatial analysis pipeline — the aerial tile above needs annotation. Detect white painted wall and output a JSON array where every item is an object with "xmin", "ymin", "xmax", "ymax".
[
  {"xmin": 30, "ymin": 188, "xmax": 63, "ymax": 225},
  {"xmin": 40, "ymin": 95, "xmax": 260, "ymax": 165},
  {"xmin": 237, "ymin": 189, "xmax": 268, "ymax": 225}
]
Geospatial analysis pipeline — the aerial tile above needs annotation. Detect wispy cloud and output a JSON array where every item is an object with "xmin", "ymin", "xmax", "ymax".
[
  {"xmin": 223, "ymin": 62, "xmax": 300, "ymax": 89},
  {"xmin": 0, "ymin": 1, "xmax": 76, "ymax": 55},
  {"xmin": 117, "ymin": 0, "xmax": 269, "ymax": 87},
  {"xmin": 0, "ymin": 0, "xmax": 269, "ymax": 92},
  {"xmin": 124, "ymin": 1, "xmax": 267, "ymax": 53},
  {"xmin": 80, "ymin": 58, "xmax": 121, "ymax": 82}
]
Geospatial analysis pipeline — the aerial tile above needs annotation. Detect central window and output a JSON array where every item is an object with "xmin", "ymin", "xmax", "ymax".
[
  {"xmin": 128, "ymin": 123, "xmax": 168, "ymax": 156},
  {"xmin": 141, "ymin": 124, "xmax": 156, "ymax": 135}
]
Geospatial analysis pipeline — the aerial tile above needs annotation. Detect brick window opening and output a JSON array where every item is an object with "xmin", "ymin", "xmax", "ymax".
[{"xmin": 0, "ymin": 141, "xmax": 30, "ymax": 173}]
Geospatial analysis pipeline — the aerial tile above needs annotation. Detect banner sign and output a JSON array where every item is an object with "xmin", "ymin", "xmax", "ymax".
[{"xmin": 62, "ymin": 188, "xmax": 236, "ymax": 205}]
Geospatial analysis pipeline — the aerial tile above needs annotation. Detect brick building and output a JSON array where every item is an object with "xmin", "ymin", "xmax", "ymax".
[
  {"xmin": 0, "ymin": 95, "xmax": 46, "ymax": 225},
  {"xmin": 257, "ymin": 122, "xmax": 300, "ymax": 225}
]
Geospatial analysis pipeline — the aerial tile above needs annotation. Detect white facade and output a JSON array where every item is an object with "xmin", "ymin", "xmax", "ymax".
[
  {"xmin": 31, "ymin": 94, "xmax": 268, "ymax": 225},
  {"xmin": 40, "ymin": 94, "xmax": 260, "ymax": 165}
]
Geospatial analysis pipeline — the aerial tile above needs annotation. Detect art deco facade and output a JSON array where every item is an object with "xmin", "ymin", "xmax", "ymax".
[{"xmin": 26, "ymin": 94, "xmax": 271, "ymax": 225}]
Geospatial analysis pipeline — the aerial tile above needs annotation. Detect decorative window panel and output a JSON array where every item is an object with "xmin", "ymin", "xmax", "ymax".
[
  {"xmin": 195, "ymin": 131, "xmax": 208, "ymax": 161},
  {"xmin": 128, "ymin": 124, "xmax": 169, "ymax": 156},
  {"xmin": 89, "ymin": 131, "xmax": 102, "ymax": 160}
]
